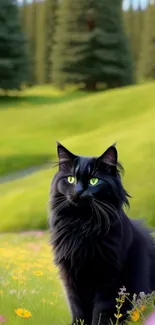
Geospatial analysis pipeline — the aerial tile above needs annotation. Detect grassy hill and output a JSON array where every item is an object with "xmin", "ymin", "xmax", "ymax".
[
  {"xmin": 0, "ymin": 82, "xmax": 155, "ymax": 231},
  {"xmin": 0, "ymin": 85, "xmax": 88, "ymax": 176}
]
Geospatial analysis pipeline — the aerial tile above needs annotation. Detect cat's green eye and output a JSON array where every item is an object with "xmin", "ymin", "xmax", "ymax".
[
  {"xmin": 67, "ymin": 176, "xmax": 76, "ymax": 184},
  {"xmin": 89, "ymin": 178, "xmax": 99, "ymax": 186}
]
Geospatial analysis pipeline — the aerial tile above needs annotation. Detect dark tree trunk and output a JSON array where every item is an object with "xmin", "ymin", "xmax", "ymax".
[
  {"xmin": 107, "ymin": 80, "xmax": 121, "ymax": 89},
  {"xmin": 85, "ymin": 79, "xmax": 97, "ymax": 91}
]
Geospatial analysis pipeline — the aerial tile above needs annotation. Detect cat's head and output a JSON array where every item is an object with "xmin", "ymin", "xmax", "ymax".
[{"xmin": 51, "ymin": 142, "xmax": 129, "ymax": 213}]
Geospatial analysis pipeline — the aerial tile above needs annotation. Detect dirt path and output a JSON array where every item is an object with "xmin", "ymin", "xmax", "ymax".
[{"xmin": 0, "ymin": 163, "xmax": 51, "ymax": 184}]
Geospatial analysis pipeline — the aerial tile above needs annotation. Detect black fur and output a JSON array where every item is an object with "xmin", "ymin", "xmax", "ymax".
[{"xmin": 49, "ymin": 142, "xmax": 155, "ymax": 325}]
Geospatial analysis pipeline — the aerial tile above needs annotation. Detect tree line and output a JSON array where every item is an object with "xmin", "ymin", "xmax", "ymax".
[
  {"xmin": 22, "ymin": 0, "xmax": 134, "ymax": 90},
  {"xmin": 0, "ymin": 0, "xmax": 155, "ymax": 91}
]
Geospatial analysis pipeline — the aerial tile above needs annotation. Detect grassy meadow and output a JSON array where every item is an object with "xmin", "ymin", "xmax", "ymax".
[
  {"xmin": 0, "ymin": 232, "xmax": 154, "ymax": 325},
  {"xmin": 1, "ymin": 83, "xmax": 155, "ymax": 324},
  {"xmin": 1, "ymin": 82, "xmax": 155, "ymax": 231},
  {"xmin": 0, "ymin": 232, "xmax": 70, "ymax": 325},
  {"xmin": 0, "ymin": 85, "xmax": 88, "ymax": 176}
]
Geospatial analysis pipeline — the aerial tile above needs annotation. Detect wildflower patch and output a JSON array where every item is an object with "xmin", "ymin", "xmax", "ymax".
[{"xmin": 0, "ymin": 233, "xmax": 154, "ymax": 325}]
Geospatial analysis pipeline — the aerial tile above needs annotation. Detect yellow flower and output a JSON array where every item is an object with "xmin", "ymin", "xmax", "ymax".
[
  {"xmin": 12, "ymin": 276, "xmax": 18, "ymax": 280},
  {"xmin": 130, "ymin": 309, "xmax": 140, "ymax": 322},
  {"xmin": 0, "ymin": 290, "xmax": 3, "ymax": 295},
  {"xmin": 13, "ymin": 269, "xmax": 22, "ymax": 274},
  {"xmin": 140, "ymin": 305, "xmax": 146, "ymax": 312},
  {"xmin": 116, "ymin": 297, "xmax": 125, "ymax": 303},
  {"xmin": 49, "ymin": 301, "xmax": 54, "ymax": 305},
  {"xmin": 33, "ymin": 270, "xmax": 44, "ymax": 276},
  {"xmin": 15, "ymin": 308, "xmax": 32, "ymax": 319},
  {"xmin": 114, "ymin": 313, "xmax": 123, "ymax": 319},
  {"xmin": 42, "ymin": 298, "xmax": 46, "ymax": 303}
]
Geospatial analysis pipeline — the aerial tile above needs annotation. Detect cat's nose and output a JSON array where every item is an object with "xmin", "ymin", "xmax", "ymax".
[
  {"xmin": 75, "ymin": 183, "xmax": 84, "ymax": 196},
  {"xmin": 75, "ymin": 183, "xmax": 92, "ymax": 199},
  {"xmin": 80, "ymin": 191, "xmax": 92, "ymax": 198}
]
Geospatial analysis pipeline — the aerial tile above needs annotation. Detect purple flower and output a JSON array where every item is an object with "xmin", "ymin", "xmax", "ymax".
[{"xmin": 145, "ymin": 312, "xmax": 155, "ymax": 325}]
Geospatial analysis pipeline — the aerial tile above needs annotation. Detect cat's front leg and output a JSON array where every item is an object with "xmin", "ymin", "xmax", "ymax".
[
  {"xmin": 60, "ymin": 269, "xmax": 92, "ymax": 325},
  {"xmin": 91, "ymin": 292, "xmax": 115, "ymax": 325},
  {"xmin": 67, "ymin": 290, "xmax": 92, "ymax": 325},
  {"xmin": 128, "ymin": 237, "xmax": 152, "ymax": 295}
]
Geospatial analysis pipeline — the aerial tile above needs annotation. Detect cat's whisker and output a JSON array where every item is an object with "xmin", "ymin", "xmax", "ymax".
[
  {"xmin": 93, "ymin": 198, "xmax": 116, "ymax": 214},
  {"xmin": 93, "ymin": 198, "xmax": 120, "ymax": 222},
  {"xmin": 92, "ymin": 203, "xmax": 102, "ymax": 235},
  {"xmin": 102, "ymin": 202, "xmax": 120, "ymax": 220},
  {"xmin": 91, "ymin": 202, "xmax": 103, "ymax": 234},
  {"xmin": 93, "ymin": 200, "xmax": 110, "ymax": 235},
  {"xmin": 83, "ymin": 203, "xmax": 98, "ymax": 236},
  {"xmin": 51, "ymin": 197, "xmax": 67, "ymax": 208},
  {"xmin": 53, "ymin": 200, "xmax": 67, "ymax": 214},
  {"xmin": 49, "ymin": 199, "xmax": 68, "ymax": 227},
  {"xmin": 95, "ymin": 201, "xmax": 111, "ymax": 231}
]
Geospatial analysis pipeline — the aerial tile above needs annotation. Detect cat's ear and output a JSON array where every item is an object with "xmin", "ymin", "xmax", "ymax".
[
  {"xmin": 97, "ymin": 143, "xmax": 118, "ymax": 173},
  {"xmin": 100, "ymin": 143, "xmax": 117, "ymax": 165},
  {"xmin": 56, "ymin": 141, "xmax": 76, "ymax": 169}
]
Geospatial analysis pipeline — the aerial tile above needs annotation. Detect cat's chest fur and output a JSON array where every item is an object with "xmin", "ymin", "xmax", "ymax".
[{"xmin": 51, "ymin": 211, "xmax": 123, "ymax": 276}]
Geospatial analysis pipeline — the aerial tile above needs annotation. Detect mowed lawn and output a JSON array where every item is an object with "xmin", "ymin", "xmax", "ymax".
[{"xmin": 1, "ymin": 82, "xmax": 155, "ymax": 231}]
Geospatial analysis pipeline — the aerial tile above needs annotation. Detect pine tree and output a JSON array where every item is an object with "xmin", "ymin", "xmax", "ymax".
[
  {"xmin": 21, "ymin": 0, "xmax": 27, "ymax": 32},
  {"xmin": 123, "ymin": 0, "xmax": 134, "ymax": 38},
  {"xmin": 44, "ymin": 0, "xmax": 57, "ymax": 83},
  {"xmin": 0, "ymin": 0, "xmax": 29, "ymax": 90},
  {"xmin": 52, "ymin": 0, "xmax": 133, "ymax": 90},
  {"xmin": 30, "ymin": 0, "xmax": 37, "ymax": 84},
  {"xmin": 138, "ymin": 1, "xmax": 155, "ymax": 80},
  {"xmin": 35, "ymin": 1, "xmax": 46, "ymax": 84},
  {"xmin": 134, "ymin": 4, "xmax": 145, "ymax": 73},
  {"xmin": 123, "ymin": 2, "xmax": 146, "ymax": 78},
  {"xmin": 102, "ymin": 0, "xmax": 134, "ymax": 88}
]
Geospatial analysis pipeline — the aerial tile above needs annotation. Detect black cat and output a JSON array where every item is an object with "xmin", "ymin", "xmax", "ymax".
[{"xmin": 49, "ymin": 142, "xmax": 155, "ymax": 325}]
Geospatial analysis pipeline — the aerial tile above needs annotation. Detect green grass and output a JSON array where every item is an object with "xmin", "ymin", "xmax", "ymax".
[
  {"xmin": 1, "ymin": 85, "xmax": 155, "ymax": 324},
  {"xmin": 0, "ymin": 167, "xmax": 51, "ymax": 231},
  {"xmin": 0, "ymin": 82, "xmax": 154, "ymax": 177},
  {"xmin": 0, "ymin": 233, "xmax": 70, "ymax": 325},
  {"xmin": 0, "ymin": 85, "xmax": 88, "ymax": 176},
  {"xmin": 1, "ymin": 82, "xmax": 155, "ymax": 230},
  {"xmin": 0, "ymin": 233, "xmax": 154, "ymax": 325}
]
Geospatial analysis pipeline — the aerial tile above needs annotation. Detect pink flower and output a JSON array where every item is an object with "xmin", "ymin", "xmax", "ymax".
[
  {"xmin": 0, "ymin": 315, "xmax": 6, "ymax": 323},
  {"xmin": 144, "ymin": 312, "xmax": 155, "ymax": 325},
  {"xmin": 35, "ymin": 231, "xmax": 44, "ymax": 237}
]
